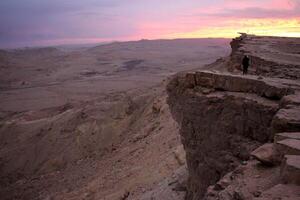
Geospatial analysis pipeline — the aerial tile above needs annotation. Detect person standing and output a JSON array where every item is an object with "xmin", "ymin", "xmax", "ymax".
[{"xmin": 242, "ymin": 55, "xmax": 250, "ymax": 75}]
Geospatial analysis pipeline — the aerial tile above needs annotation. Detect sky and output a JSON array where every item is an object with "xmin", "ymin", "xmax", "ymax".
[{"xmin": 0, "ymin": 0, "xmax": 299, "ymax": 48}]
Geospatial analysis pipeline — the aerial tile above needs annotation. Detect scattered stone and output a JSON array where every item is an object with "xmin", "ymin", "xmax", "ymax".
[
  {"xmin": 173, "ymin": 146, "xmax": 186, "ymax": 166},
  {"xmin": 152, "ymin": 100, "xmax": 162, "ymax": 114},
  {"xmin": 252, "ymin": 190, "xmax": 261, "ymax": 197},
  {"xmin": 205, "ymin": 185, "xmax": 216, "ymax": 197},
  {"xmin": 120, "ymin": 191, "xmax": 130, "ymax": 200},
  {"xmin": 214, "ymin": 178, "xmax": 230, "ymax": 191},
  {"xmin": 168, "ymin": 180, "xmax": 177, "ymax": 186},
  {"xmin": 233, "ymin": 189, "xmax": 245, "ymax": 200},
  {"xmin": 199, "ymin": 87, "xmax": 214, "ymax": 94},
  {"xmin": 76, "ymin": 159, "xmax": 83, "ymax": 165},
  {"xmin": 241, "ymin": 161, "xmax": 247, "ymax": 165},
  {"xmin": 172, "ymin": 183, "xmax": 187, "ymax": 192},
  {"xmin": 256, "ymin": 184, "xmax": 300, "ymax": 199},
  {"xmin": 16, "ymin": 178, "xmax": 27, "ymax": 185}
]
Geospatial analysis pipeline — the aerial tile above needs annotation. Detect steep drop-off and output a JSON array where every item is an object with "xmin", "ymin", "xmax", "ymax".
[{"xmin": 167, "ymin": 35, "xmax": 300, "ymax": 200}]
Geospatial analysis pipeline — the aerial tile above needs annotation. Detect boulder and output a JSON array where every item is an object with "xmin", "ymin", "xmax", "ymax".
[{"xmin": 251, "ymin": 143, "xmax": 281, "ymax": 166}]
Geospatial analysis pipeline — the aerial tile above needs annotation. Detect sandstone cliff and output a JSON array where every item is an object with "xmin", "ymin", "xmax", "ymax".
[{"xmin": 167, "ymin": 34, "xmax": 300, "ymax": 200}]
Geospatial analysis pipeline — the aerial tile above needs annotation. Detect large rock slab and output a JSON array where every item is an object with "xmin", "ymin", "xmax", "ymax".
[
  {"xmin": 280, "ymin": 155, "xmax": 300, "ymax": 185},
  {"xmin": 276, "ymin": 139, "xmax": 300, "ymax": 156},
  {"xmin": 274, "ymin": 132, "xmax": 300, "ymax": 143},
  {"xmin": 187, "ymin": 71, "xmax": 295, "ymax": 99},
  {"xmin": 272, "ymin": 106, "xmax": 300, "ymax": 133}
]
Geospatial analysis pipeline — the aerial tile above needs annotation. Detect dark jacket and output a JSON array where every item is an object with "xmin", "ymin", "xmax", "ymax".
[{"xmin": 242, "ymin": 56, "xmax": 250, "ymax": 67}]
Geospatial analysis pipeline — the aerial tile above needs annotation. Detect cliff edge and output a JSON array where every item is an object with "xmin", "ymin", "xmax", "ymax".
[
  {"xmin": 167, "ymin": 34, "xmax": 300, "ymax": 200},
  {"xmin": 228, "ymin": 34, "xmax": 300, "ymax": 79}
]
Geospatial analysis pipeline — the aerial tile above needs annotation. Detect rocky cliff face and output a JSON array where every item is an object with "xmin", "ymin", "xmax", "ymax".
[{"xmin": 167, "ymin": 35, "xmax": 300, "ymax": 200}]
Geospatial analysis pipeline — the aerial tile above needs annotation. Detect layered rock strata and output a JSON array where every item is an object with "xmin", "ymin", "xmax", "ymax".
[
  {"xmin": 228, "ymin": 34, "xmax": 300, "ymax": 79},
  {"xmin": 167, "ymin": 70, "xmax": 300, "ymax": 199}
]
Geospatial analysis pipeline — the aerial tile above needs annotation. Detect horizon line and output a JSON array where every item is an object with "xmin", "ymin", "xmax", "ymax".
[{"xmin": 1, "ymin": 34, "xmax": 300, "ymax": 50}]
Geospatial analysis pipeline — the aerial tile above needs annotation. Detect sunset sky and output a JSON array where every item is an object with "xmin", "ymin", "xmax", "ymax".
[{"xmin": 0, "ymin": 0, "xmax": 299, "ymax": 48}]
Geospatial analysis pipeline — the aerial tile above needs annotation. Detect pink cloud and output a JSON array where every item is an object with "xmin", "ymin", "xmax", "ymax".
[{"xmin": 266, "ymin": 0, "xmax": 297, "ymax": 9}]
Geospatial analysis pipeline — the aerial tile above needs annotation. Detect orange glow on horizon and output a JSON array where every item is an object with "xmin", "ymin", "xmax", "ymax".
[{"xmin": 166, "ymin": 18, "xmax": 300, "ymax": 39}]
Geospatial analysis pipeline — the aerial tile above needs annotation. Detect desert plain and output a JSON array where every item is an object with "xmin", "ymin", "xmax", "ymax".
[{"xmin": 0, "ymin": 38, "xmax": 230, "ymax": 200}]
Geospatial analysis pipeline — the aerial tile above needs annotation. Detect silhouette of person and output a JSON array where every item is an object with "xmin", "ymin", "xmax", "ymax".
[{"xmin": 242, "ymin": 55, "xmax": 250, "ymax": 75}]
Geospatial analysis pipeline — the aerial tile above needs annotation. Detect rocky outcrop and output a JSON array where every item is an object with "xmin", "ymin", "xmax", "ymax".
[
  {"xmin": 228, "ymin": 34, "xmax": 300, "ymax": 79},
  {"xmin": 167, "ymin": 69, "xmax": 300, "ymax": 199},
  {"xmin": 166, "ymin": 34, "xmax": 300, "ymax": 200}
]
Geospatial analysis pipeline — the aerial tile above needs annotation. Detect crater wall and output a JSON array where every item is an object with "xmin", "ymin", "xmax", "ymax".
[{"xmin": 167, "ymin": 70, "xmax": 300, "ymax": 199}]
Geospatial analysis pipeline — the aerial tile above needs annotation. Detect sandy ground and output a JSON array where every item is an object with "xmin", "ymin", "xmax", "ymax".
[{"xmin": 0, "ymin": 38, "xmax": 230, "ymax": 200}]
